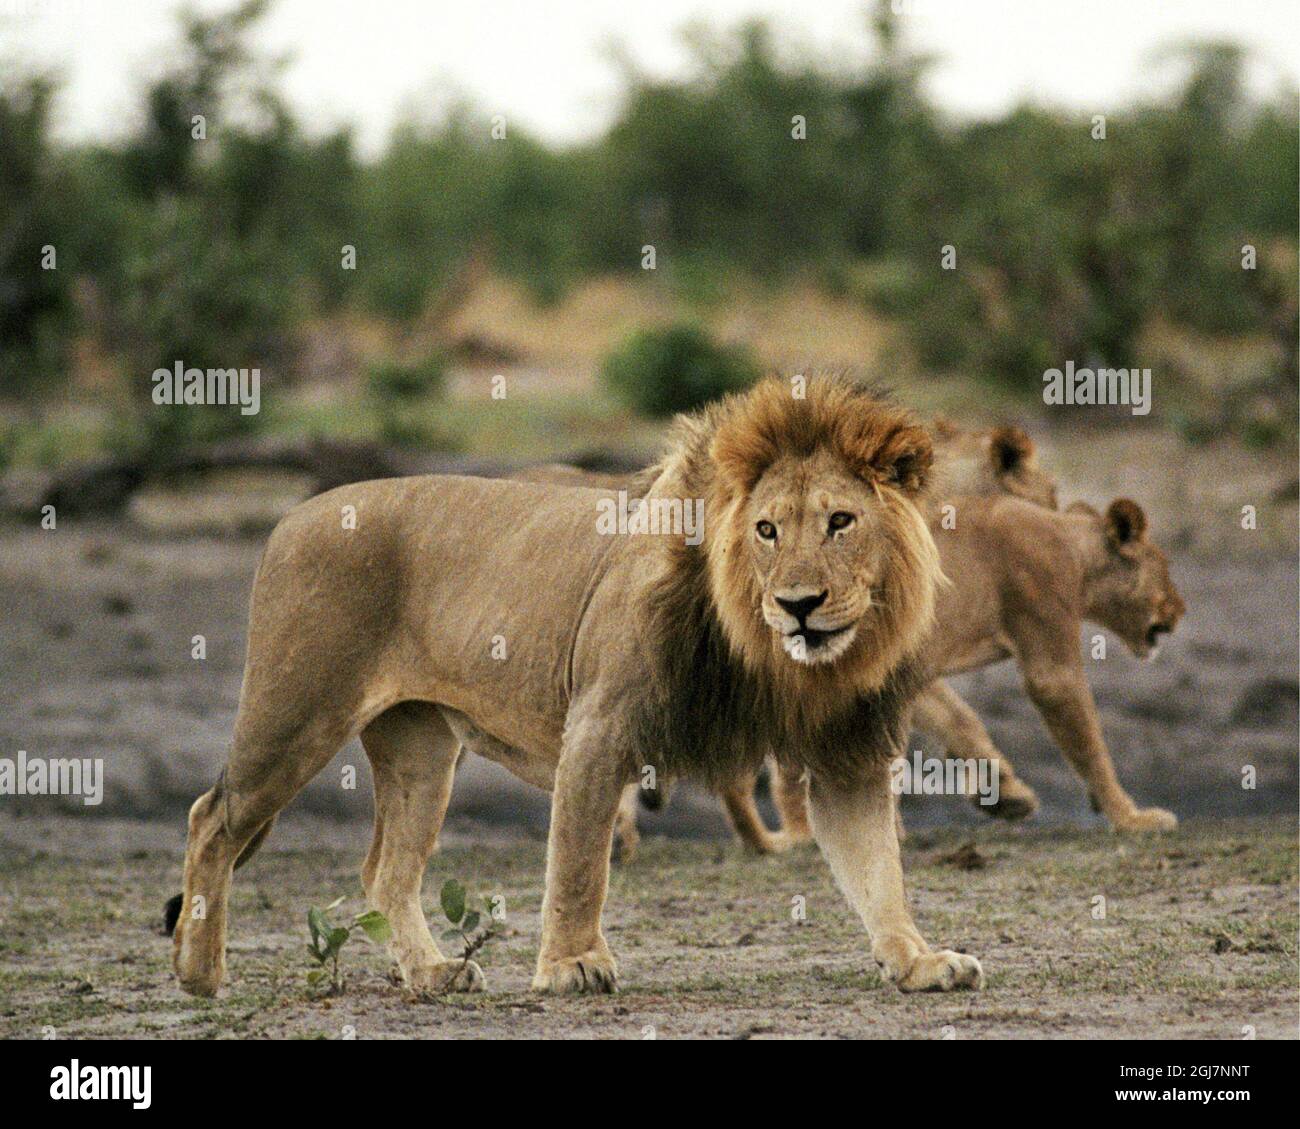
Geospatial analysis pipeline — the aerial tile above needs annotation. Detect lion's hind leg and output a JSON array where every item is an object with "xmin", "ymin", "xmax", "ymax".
[
  {"xmin": 361, "ymin": 702, "xmax": 481, "ymax": 996},
  {"xmin": 173, "ymin": 709, "xmax": 354, "ymax": 997}
]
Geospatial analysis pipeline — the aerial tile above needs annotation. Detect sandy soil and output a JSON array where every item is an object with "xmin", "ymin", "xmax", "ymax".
[
  {"xmin": 0, "ymin": 817, "xmax": 1293, "ymax": 1039},
  {"xmin": 0, "ymin": 422, "xmax": 1295, "ymax": 1039}
]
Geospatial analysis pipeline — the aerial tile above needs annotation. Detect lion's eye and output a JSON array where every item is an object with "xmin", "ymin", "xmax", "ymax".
[
  {"xmin": 756, "ymin": 520, "xmax": 777, "ymax": 542},
  {"xmin": 828, "ymin": 511, "xmax": 855, "ymax": 533}
]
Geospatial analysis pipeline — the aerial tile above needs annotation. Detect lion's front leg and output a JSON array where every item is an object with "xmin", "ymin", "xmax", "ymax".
[
  {"xmin": 808, "ymin": 764, "xmax": 984, "ymax": 992},
  {"xmin": 532, "ymin": 715, "xmax": 625, "ymax": 994}
]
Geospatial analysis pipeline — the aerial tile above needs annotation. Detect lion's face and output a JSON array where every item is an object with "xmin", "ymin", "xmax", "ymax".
[
  {"xmin": 1080, "ymin": 499, "xmax": 1186, "ymax": 660},
  {"xmin": 648, "ymin": 376, "xmax": 941, "ymax": 700},
  {"xmin": 747, "ymin": 452, "xmax": 895, "ymax": 665}
]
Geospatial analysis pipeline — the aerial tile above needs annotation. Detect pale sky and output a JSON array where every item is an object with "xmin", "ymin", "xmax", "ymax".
[{"xmin": 3, "ymin": 0, "xmax": 1297, "ymax": 156}]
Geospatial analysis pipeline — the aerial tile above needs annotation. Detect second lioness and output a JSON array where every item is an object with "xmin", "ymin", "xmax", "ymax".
[{"xmin": 727, "ymin": 494, "xmax": 1186, "ymax": 853}]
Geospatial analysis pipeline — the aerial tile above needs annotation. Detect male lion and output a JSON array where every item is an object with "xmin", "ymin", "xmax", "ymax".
[
  {"xmin": 728, "ymin": 494, "xmax": 1186, "ymax": 853},
  {"xmin": 169, "ymin": 376, "xmax": 984, "ymax": 998},
  {"xmin": 543, "ymin": 417, "xmax": 1058, "ymax": 858}
]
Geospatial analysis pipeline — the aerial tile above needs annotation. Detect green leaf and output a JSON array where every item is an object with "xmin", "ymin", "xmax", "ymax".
[
  {"xmin": 354, "ymin": 910, "xmax": 392, "ymax": 943},
  {"xmin": 461, "ymin": 911, "xmax": 481, "ymax": 935},
  {"xmin": 324, "ymin": 895, "xmax": 347, "ymax": 911},
  {"xmin": 323, "ymin": 926, "xmax": 350, "ymax": 958},
  {"xmin": 440, "ymin": 879, "xmax": 466, "ymax": 925},
  {"xmin": 306, "ymin": 969, "xmax": 325, "ymax": 986},
  {"xmin": 307, "ymin": 906, "xmax": 329, "ymax": 950}
]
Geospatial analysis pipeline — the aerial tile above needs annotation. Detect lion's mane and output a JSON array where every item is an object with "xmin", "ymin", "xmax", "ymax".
[{"xmin": 627, "ymin": 376, "xmax": 943, "ymax": 787}]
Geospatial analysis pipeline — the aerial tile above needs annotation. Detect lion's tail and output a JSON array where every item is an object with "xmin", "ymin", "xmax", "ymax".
[{"xmin": 163, "ymin": 816, "xmax": 277, "ymax": 936}]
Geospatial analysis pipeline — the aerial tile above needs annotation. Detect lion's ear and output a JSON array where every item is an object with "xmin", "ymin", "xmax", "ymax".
[
  {"xmin": 1105, "ymin": 498, "xmax": 1147, "ymax": 548},
  {"xmin": 874, "ymin": 425, "xmax": 932, "ymax": 494},
  {"xmin": 988, "ymin": 426, "xmax": 1034, "ymax": 474}
]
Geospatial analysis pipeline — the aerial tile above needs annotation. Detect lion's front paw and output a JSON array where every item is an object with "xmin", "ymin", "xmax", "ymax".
[
  {"xmin": 894, "ymin": 950, "xmax": 984, "ymax": 993},
  {"xmin": 405, "ymin": 959, "xmax": 485, "ymax": 998},
  {"xmin": 532, "ymin": 950, "xmax": 618, "ymax": 994},
  {"xmin": 1113, "ymin": 806, "xmax": 1177, "ymax": 832}
]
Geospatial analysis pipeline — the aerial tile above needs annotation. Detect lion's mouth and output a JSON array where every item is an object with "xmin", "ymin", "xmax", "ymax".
[
  {"xmin": 1142, "ymin": 622, "xmax": 1172, "ymax": 661},
  {"xmin": 782, "ymin": 623, "xmax": 858, "ymax": 665},
  {"xmin": 796, "ymin": 625, "xmax": 850, "ymax": 648}
]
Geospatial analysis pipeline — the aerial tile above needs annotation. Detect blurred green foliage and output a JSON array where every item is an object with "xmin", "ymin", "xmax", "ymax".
[
  {"xmin": 0, "ymin": 0, "xmax": 1295, "ymax": 445},
  {"xmin": 601, "ymin": 324, "xmax": 760, "ymax": 417},
  {"xmin": 366, "ymin": 354, "xmax": 447, "ymax": 404},
  {"xmin": 0, "ymin": 75, "xmax": 71, "ymax": 394},
  {"xmin": 365, "ymin": 352, "xmax": 451, "ymax": 447}
]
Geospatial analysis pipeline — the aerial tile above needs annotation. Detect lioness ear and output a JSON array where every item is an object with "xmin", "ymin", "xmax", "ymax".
[
  {"xmin": 874, "ymin": 425, "xmax": 932, "ymax": 494},
  {"xmin": 988, "ymin": 426, "xmax": 1034, "ymax": 474},
  {"xmin": 1105, "ymin": 498, "xmax": 1147, "ymax": 548}
]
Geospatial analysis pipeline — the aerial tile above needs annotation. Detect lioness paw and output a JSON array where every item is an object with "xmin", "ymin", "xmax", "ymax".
[
  {"xmin": 533, "ymin": 951, "xmax": 618, "ymax": 994},
  {"xmin": 405, "ymin": 959, "xmax": 485, "ymax": 999},
  {"xmin": 975, "ymin": 777, "xmax": 1039, "ymax": 821},
  {"xmin": 894, "ymin": 950, "xmax": 984, "ymax": 993},
  {"xmin": 1114, "ymin": 807, "xmax": 1177, "ymax": 832}
]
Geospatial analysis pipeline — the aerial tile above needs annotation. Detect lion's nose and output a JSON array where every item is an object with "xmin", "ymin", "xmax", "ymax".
[{"xmin": 775, "ymin": 590, "xmax": 828, "ymax": 622}]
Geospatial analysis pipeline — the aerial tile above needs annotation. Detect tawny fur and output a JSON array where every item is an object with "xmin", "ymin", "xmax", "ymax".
[{"xmin": 170, "ymin": 374, "xmax": 983, "ymax": 1000}]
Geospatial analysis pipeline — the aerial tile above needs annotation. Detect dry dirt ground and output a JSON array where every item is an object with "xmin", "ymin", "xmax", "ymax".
[
  {"xmin": 0, "ymin": 422, "xmax": 1295, "ymax": 1039},
  {"xmin": 0, "ymin": 816, "xmax": 1294, "ymax": 1039}
]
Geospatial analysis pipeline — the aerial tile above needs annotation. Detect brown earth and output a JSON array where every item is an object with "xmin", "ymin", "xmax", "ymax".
[
  {"xmin": 0, "ymin": 816, "xmax": 1293, "ymax": 1039},
  {"xmin": 0, "ymin": 408, "xmax": 1295, "ymax": 1039}
]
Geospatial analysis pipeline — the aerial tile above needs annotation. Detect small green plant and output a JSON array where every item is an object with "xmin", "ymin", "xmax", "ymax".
[
  {"xmin": 305, "ymin": 896, "xmax": 392, "ymax": 995},
  {"xmin": 437, "ymin": 878, "xmax": 501, "ymax": 991},
  {"xmin": 600, "ymin": 323, "xmax": 760, "ymax": 418}
]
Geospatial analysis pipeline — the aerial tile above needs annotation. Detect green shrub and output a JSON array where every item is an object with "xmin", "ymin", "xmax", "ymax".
[
  {"xmin": 365, "ymin": 353, "xmax": 451, "ymax": 447},
  {"xmin": 600, "ymin": 324, "xmax": 759, "ymax": 418},
  {"xmin": 366, "ymin": 354, "xmax": 447, "ymax": 404}
]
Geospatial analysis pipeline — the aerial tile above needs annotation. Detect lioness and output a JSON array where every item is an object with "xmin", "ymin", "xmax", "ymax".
[
  {"xmin": 170, "ymin": 377, "xmax": 984, "ymax": 998},
  {"xmin": 727, "ymin": 495, "xmax": 1186, "ymax": 853},
  {"xmin": 926, "ymin": 419, "xmax": 1058, "ymax": 511}
]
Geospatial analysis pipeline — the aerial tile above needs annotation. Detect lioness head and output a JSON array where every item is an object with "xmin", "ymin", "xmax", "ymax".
[
  {"xmin": 1070, "ymin": 498, "xmax": 1186, "ymax": 660},
  {"xmin": 682, "ymin": 377, "xmax": 941, "ymax": 691},
  {"xmin": 932, "ymin": 420, "xmax": 1058, "ymax": 509}
]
